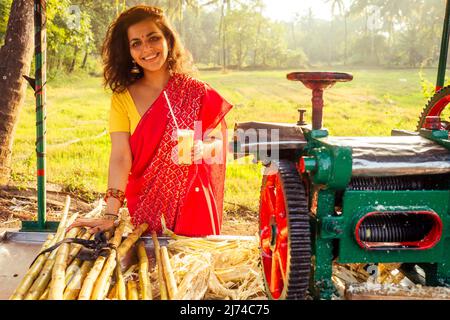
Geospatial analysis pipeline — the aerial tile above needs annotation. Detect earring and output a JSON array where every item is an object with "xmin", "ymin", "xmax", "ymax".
[
  {"xmin": 131, "ymin": 60, "xmax": 140, "ymax": 74},
  {"xmin": 167, "ymin": 54, "xmax": 174, "ymax": 75}
]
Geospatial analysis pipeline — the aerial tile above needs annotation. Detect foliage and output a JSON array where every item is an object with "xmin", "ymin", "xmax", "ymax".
[
  {"xmin": 0, "ymin": 0, "xmax": 13, "ymax": 44},
  {"xmin": 2, "ymin": 0, "xmax": 448, "ymax": 71}
]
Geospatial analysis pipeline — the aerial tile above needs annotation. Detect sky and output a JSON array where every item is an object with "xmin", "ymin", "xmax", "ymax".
[{"xmin": 262, "ymin": 0, "xmax": 349, "ymax": 22}]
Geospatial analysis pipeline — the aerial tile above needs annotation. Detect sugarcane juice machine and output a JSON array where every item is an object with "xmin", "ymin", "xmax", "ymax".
[{"xmin": 233, "ymin": 0, "xmax": 450, "ymax": 300}]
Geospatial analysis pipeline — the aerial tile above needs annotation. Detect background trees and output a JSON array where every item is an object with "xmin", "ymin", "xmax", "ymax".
[{"xmin": 0, "ymin": 0, "xmax": 448, "ymax": 73}]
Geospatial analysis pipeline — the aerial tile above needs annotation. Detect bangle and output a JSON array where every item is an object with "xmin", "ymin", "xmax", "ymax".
[
  {"xmin": 104, "ymin": 188, "xmax": 126, "ymax": 207},
  {"xmin": 104, "ymin": 213, "xmax": 120, "ymax": 227}
]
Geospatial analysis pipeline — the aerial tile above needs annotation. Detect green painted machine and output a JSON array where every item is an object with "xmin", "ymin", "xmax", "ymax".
[{"xmin": 233, "ymin": 1, "xmax": 450, "ymax": 300}]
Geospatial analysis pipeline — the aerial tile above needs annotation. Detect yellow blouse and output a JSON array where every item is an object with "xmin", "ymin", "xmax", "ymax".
[{"xmin": 109, "ymin": 89, "xmax": 141, "ymax": 135}]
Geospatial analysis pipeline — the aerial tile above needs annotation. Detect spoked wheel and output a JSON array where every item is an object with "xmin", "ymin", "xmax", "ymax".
[
  {"xmin": 417, "ymin": 86, "xmax": 450, "ymax": 131},
  {"xmin": 259, "ymin": 160, "xmax": 311, "ymax": 300}
]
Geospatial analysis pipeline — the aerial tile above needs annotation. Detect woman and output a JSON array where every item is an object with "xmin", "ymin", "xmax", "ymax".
[{"xmin": 69, "ymin": 5, "xmax": 232, "ymax": 236}]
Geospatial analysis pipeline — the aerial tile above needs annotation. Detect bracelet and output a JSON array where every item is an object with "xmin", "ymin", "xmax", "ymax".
[
  {"xmin": 105, "ymin": 213, "xmax": 119, "ymax": 218},
  {"xmin": 104, "ymin": 213, "xmax": 120, "ymax": 227},
  {"xmin": 104, "ymin": 188, "xmax": 126, "ymax": 207}
]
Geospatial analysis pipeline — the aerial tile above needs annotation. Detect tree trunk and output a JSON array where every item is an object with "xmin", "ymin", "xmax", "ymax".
[
  {"xmin": 221, "ymin": 1, "xmax": 226, "ymax": 70},
  {"xmin": 217, "ymin": 1, "xmax": 224, "ymax": 66},
  {"xmin": 328, "ymin": 18, "xmax": 332, "ymax": 66},
  {"xmin": 0, "ymin": 0, "xmax": 34, "ymax": 184},
  {"xmin": 344, "ymin": 14, "xmax": 348, "ymax": 66},
  {"xmin": 81, "ymin": 44, "xmax": 89, "ymax": 69},
  {"xmin": 69, "ymin": 45, "xmax": 79, "ymax": 73},
  {"xmin": 253, "ymin": 5, "xmax": 263, "ymax": 66}
]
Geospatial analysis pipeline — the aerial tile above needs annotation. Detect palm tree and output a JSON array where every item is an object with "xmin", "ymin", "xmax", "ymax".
[
  {"xmin": 201, "ymin": 0, "xmax": 231, "ymax": 69},
  {"xmin": 166, "ymin": 0, "xmax": 200, "ymax": 37},
  {"xmin": 0, "ymin": 0, "xmax": 34, "ymax": 183},
  {"xmin": 324, "ymin": 0, "xmax": 345, "ymax": 65}
]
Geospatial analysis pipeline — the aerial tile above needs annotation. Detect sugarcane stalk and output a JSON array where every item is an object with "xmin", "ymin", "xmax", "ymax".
[
  {"xmin": 64, "ymin": 258, "xmax": 82, "ymax": 286},
  {"xmin": 77, "ymin": 256, "xmax": 107, "ymax": 300},
  {"xmin": 24, "ymin": 213, "xmax": 78, "ymax": 300},
  {"xmin": 115, "ymin": 255, "xmax": 127, "ymax": 300},
  {"xmin": 56, "ymin": 233, "xmax": 96, "ymax": 298},
  {"xmin": 107, "ymin": 282, "xmax": 118, "ymax": 300},
  {"xmin": 126, "ymin": 280, "xmax": 139, "ymax": 300},
  {"xmin": 84, "ymin": 199, "xmax": 104, "ymax": 218},
  {"xmin": 55, "ymin": 196, "xmax": 71, "ymax": 235},
  {"xmin": 123, "ymin": 264, "xmax": 138, "ymax": 278},
  {"xmin": 63, "ymin": 260, "xmax": 94, "ymax": 300},
  {"xmin": 161, "ymin": 246, "xmax": 178, "ymax": 299},
  {"xmin": 76, "ymin": 227, "xmax": 116, "ymax": 300},
  {"xmin": 10, "ymin": 197, "xmax": 72, "ymax": 300},
  {"xmin": 116, "ymin": 223, "xmax": 148, "ymax": 258},
  {"xmin": 161, "ymin": 215, "xmax": 186, "ymax": 240},
  {"xmin": 90, "ymin": 222, "xmax": 125, "ymax": 300},
  {"xmin": 152, "ymin": 232, "xmax": 168, "ymax": 300},
  {"xmin": 91, "ymin": 252, "xmax": 118, "ymax": 300},
  {"xmin": 137, "ymin": 240, "xmax": 152, "ymax": 300},
  {"xmin": 103, "ymin": 277, "xmax": 112, "ymax": 299},
  {"xmin": 24, "ymin": 250, "xmax": 58, "ymax": 300},
  {"xmin": 48, "ymin": 226, "xmax": 80, "ymax": 300},
  {"xmin": 38, "ymin": 289, "xmax": 49, "ymax": 300}
]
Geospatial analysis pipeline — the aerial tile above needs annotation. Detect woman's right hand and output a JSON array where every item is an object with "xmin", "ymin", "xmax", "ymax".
[{"xmin": 67, "ymin": 218, "xmax": 116, "ymax": 234}]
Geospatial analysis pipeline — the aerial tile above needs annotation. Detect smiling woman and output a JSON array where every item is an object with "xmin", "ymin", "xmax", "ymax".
[{"xmin": 68, "ymin": 5, "xmax": 233, "ymax": 237}]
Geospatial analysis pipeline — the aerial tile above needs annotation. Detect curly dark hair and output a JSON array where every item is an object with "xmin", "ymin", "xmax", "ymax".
[{"xmin": 102, "ymin": 5, "xmax": 193, "ymax": 93}]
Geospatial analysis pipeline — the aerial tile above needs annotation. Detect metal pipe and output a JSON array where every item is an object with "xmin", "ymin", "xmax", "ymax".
[
  {"xmin": 34, "ymin": 0, "xmax": 47, "ymax": 229},
  {"xmin": 436, "ymin": 0, "xmax": 450, "ymax": 91}
]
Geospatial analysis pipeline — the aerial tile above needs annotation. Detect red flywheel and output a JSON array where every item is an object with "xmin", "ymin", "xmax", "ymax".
[
  {"xmin": 259, "ymin": 160, "xmax": 311, "ymax": 300},
  {"xmin": 417, "ymin": 86, "xmax": 450, "ymax": 131}
]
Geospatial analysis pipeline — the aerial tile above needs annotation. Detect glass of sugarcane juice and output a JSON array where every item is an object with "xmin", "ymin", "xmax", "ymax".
[{"xmin": 177, "ymin": 129, "xmax": 195, "ymax": 165}]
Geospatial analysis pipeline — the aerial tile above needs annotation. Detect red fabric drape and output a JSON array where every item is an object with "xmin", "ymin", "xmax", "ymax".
[{"xmin": 125, "ymin": 73, "xmax": 232, "ymax": 236}]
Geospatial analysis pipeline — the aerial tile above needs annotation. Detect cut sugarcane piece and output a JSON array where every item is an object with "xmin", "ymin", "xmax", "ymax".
[
  {"xmin": 160, "ymin": 246, "xmax": 178, "ymax": 299},
  {"xmin": 48, "ymin": 226, "xmax": 80, "ymax": 300},
  {"xmin": 77, "ymin": 256, "xmax": 107, "ymax": 300},
  {"xmin": 117, "ymin": 223, "xmax": 148, "ymax": 258},
  {"xmin": 152, "ymin": 232, "xmax": 168, "ymax": 300},
  {"xmin": 91, "ymin": 222, "xmax": 125, "ymax": 300},
  {"xmin": 107, "ymin": 282, "xmax": 117, "ymax": 300},
  {"xmin": 76, "ymin": 228, "xmax": 115, "ymax": 300},
  {"xmin": 84, "ymin": 199, "xmax": 104, "ymax": 218},
  {"xmin": 127, "ymin": 280, "xmax": 139, "ymax": 300},
  {"xmin": 63, "ymin": 260, "xmax": 94, "ymax": 300},
  {"xmin": 24, "ymin": 213, "xmax": 79, "ymax": 300},
  {"xmin": 10, "ymin": 196, "xmax": 72, "ymax": 300},
  {"xmin": 115, "ymin": 258, "xmax": 127, "ymax": 300},
  {"xmin": 137, "ymin": 240, "xmax": 152, "ymax": 300}
]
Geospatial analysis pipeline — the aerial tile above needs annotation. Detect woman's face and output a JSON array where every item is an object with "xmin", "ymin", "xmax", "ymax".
[{"xmin": 127, "ymin": 18, "xmax": 169, "ymax": 74}]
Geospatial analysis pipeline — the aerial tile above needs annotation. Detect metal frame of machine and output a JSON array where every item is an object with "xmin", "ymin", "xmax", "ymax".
[{"xmin": 233, "ymin": 0, "xmax": 450, "ymax": 300}]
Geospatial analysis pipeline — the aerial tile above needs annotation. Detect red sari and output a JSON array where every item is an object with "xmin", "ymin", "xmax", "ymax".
[{"xmin": 125, "ymin": 73, "xmax": 232, "ymax": 236}]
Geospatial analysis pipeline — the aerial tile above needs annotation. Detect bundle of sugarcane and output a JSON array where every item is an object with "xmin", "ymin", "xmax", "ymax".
[
  {"xmin": 10, "ymin": 196, "xmax": 76, "ymax": 300},
  {"xmin": 9, "ymin": 197, "xmax": 154, "ymax": 300},
  {"xmin": 74, "ymin": 222, "xmax": 149, "ymax": 300}
]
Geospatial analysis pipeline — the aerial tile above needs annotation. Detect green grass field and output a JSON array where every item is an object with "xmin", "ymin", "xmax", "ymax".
[{"xmin": 12, "ymin": 68, "xmax": 439, "ymax": 214}]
